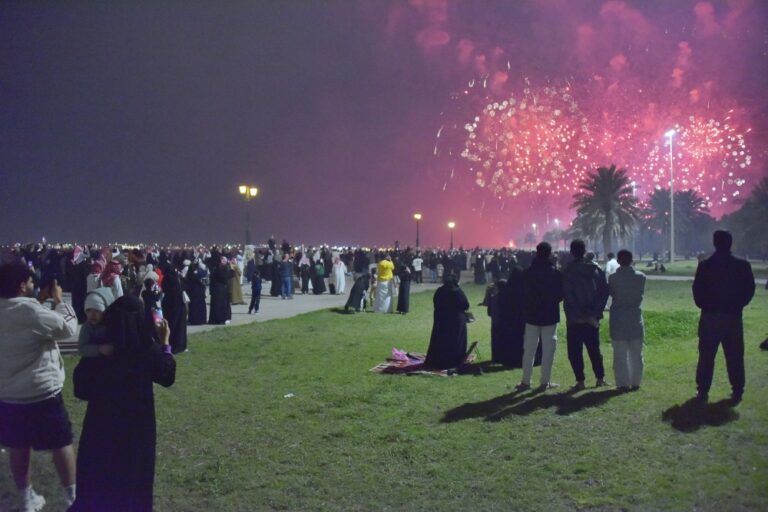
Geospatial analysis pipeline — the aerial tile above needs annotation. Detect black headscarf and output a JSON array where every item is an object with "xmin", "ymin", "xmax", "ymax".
[{"xmin": 104, "ymin": 295, "xmax": 154, "ymax": 355}]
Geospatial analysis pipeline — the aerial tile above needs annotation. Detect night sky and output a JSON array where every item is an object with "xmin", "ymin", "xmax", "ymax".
[{"xmin": 2, "ymin": 1, "xmax": 767, "ymax": 247}]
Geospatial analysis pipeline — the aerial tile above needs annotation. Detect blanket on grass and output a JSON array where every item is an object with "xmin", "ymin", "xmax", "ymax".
[{"xmin": 370, "ymin": 342, "xmax": 479, "ymax": 377}]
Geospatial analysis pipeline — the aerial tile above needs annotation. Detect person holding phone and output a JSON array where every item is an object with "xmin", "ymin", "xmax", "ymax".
[
  {"xmin": 69, "ymin": 295, "xmax": 176, "ymax": 512},
  {"xmin": 0, "ymin": 263, "xmax": 79, "ymax": 511}
]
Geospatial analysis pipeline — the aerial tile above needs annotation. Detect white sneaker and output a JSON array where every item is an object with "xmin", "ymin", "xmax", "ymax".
[{"xmin": 20, "ymin": 488, "xmax": 46, "ymax": 512}]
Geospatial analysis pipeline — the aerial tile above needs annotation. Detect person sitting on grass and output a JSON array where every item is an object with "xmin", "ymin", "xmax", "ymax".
[
  {"xmin": 608, "ymin": 250, "xmax": 646, "ymax": 392},
  {"xmin": 424, "ymin": 273, "xmax": 470, "ymax": 370},
  {"xmin": 345, "ymin": 272, "xmax": 369, "ymax": 313}
]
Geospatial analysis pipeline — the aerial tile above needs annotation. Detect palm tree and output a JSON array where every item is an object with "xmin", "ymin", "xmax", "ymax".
[
  {"xmin": 571, "ymin": 165, "xmax": 640, "ymax": 257},
  {"xmin": 644, "ymin": 188, "xmax": 712, "ymax": 257}
]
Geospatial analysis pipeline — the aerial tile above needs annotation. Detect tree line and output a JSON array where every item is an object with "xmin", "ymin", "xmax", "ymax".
[{"xmin": 534, "ymin": 166, "xmax": 768, "ymax": 261}]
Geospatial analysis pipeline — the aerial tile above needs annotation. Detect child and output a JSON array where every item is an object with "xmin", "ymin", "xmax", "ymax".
[
  {"xmin": 141, "ymin": 278, "xmax": 164, "ymax": 329},
  {"xmin": 248, "ymin": 267, "xmax": 262, "ymax": 314},
  {"xmin": 78, "ymin": 287, "xmax": 116, "ymax": 357}
]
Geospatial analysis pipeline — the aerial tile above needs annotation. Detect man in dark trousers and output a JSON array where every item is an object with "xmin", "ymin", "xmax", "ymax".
[
  {"xmin": 692, "ymin": 230, "xmax": 755, "ymax": 404},
  {"xmin": 562, "ymin": 239, "xmax": 610, "ymax": 390}
]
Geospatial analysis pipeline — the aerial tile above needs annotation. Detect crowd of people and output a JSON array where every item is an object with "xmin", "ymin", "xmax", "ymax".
[
  {"xmin": 424, "ymin": 232, "xmax": 757, "ymax": 404},
  {"xmin": 0, "ymin": 230, "xmax": 761, "ymax": 511}
]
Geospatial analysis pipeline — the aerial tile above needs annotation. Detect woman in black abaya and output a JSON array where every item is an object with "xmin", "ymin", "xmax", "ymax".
[
  {"xmin": 396, "ymin": 265, "xmax": 412, "ymax": 314},
  {"xmin": 424, "ymin": 274, "xmax": 470, "ymax": 369},
  {"xmin": 69, "ymin": 296, "xmax": 175, "ymax": 512},
  {"xmin": 208, "ymin": 253, "xmax": 232, "ymax": 325},
  {"xmin": 185, "ymin": 262, "xmax": 207, "ymax": 325},
  {"xmin": 160, "ymin": 264, "xmax": 188, "ymax": 353}
]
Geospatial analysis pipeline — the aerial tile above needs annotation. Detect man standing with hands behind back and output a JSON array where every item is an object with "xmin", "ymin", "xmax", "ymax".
[
  {"xmin": 0, "ymin": 262, "xmax": 79, "ymax": 511},
  {"xmin": 692, "ymin": 230, "xmax": 755, "ymax": 404},
  {"xmin": 562, "ymin": 239, "xmax": 610, "ymax": 390}
]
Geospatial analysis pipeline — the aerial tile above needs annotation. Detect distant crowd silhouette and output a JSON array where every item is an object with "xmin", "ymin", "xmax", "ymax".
[{"xmin": 0, "ymin": 230, "xmax": 762, "ymax": 511}]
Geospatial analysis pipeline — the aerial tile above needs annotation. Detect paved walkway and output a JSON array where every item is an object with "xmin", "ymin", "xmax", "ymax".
[{"xmin": 58, "ymin": 277, "xmax": 442, "ymax": 351}]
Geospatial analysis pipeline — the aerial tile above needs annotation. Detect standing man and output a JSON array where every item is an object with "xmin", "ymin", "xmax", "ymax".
[
  {"xmin": 411, "ymin": 253, "xmax": 423, "ymax": 285},
  {"xmin": 692, "ymin": 230, "xmax": 755, "ymax": 403},
  {"xmin": 608, "ymin": 250, "xmax": 646, "ymax": 391},
  {"xmin": 375, "ymin": 254, "xmax": 395, "ymax": 313},
  {"xmin": 0, "ymin": 262, "xmax": 79, "ymax": 511},
  {"xmin": 562, "ymin": 240, "xmax": 610, "ymax": 390},
  {"xmin": 518, "ymin": 242, "xmax": 563, "ymax": 391},
  {"xmin": 279, "ymin": 253, "xmax": 294, "ymax": 300}
]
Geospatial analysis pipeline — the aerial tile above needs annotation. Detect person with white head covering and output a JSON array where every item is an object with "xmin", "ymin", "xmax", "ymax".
[{"xmin": 78, "ymin": 288, "xmax": 116, "ymax": 358}]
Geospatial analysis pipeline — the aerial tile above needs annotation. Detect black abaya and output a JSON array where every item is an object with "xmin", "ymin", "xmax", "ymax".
[
  {"xmin": 488, "ymin": 270, "xmax": 535, "ymax": 367},
  {"xmin": 70, "ymin": 298, "xmax": 176, "ymax": 512},
  {"xmin": 208, "ymin": 265, "xmax": 231, "ymax": 324},
  {"xmin": 71, "ymin": 260, "xmax": 90, "ymax": 324},
  {"xmin": 161, "ymin": 270, "xmax": 188, "ymax": 353},
  {"xmin": 345, "ymin": 274, "xmax": 368, "ymax": 311},
  {"xmin": 424, "ymin": 281, "xmax": 470, "ymax": 369},
  {"xmin": 396, "ymin": 269, "xmax": 412, "ymax": 314},
  {"xmin": 185, "ymin": 271, "xmax": 207, "ymax": 325}
]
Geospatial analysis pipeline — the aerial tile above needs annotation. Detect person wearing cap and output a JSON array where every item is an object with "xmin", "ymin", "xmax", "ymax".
[
  {"xmin": 78, "ymin": 288, "xmax": 116, "ymax": 358},
  {"xmin": 0, "ymin": 262, "xmax": 79, "ymax": 510}
]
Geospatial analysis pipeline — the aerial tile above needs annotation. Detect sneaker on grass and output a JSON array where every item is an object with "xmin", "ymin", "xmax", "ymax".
[{"xmin": 20, "ymin": 488, "xmax": 45, "ymax": 512}]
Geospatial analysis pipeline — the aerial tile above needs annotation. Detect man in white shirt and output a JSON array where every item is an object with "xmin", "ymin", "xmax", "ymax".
[
  {"xmin": 0, "ymin": 262, "xmax": 78, "ymax": 511},
  {"xmin": 605, "ymin": 252, "xmax": 619, "ymax": 277},
  {"xmin": 411, "ymin": 254, "xmax": 424, "ymax": 284}
]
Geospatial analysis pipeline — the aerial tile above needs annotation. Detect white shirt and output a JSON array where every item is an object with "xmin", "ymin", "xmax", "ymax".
[
  {"xmin": 412, "ymin": 258, "xmax": 423, "ymax": 271},
  {"xmin": 605, "ymin": 258, "xmax": 619, "ymax": 277}
]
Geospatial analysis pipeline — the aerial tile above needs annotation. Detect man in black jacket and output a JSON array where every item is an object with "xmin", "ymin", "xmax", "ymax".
[
  {"xmin": 562, "ymin": 239, "xmax": 610, "ymax": 390},
  {"xmin": 517, "ymin": 242, "xmax": 563, "ymax": 391},
  {"xmin": 692, "ymin": 230, "xmax": 755, "ymax": 403}
]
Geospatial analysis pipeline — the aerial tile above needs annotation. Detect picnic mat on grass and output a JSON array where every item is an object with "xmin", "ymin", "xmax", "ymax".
[{"xmin": 370, "ymin": 342, "xmax": 479, "ymax": 377}]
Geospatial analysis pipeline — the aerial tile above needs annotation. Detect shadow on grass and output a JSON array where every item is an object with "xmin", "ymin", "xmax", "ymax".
[
  {"xmin": 329, "ymin": 308, "xmax": 356, "ymax": 315},
  {"xmin": 441, "ymin": 388, "xmax": 625, "ymax": 423},
  {"xmin": 473, "ymin": 361, "xmax": 519, "ymax": 374},
  {"xmin": 441, "ymin": 389, "xmax": 529, "ymax": 423},
  {"xmin": 661, "ymin": 398, "xmax": 739, "ymax": 433}
]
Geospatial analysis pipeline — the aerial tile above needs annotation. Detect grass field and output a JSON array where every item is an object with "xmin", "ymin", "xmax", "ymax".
[
  {"xmin": 2, "ymin": 280, "xmax": 767, "ymax": 511},
  {"xmin": 638, "ymin": 259, "xmax": 768, "ymax": 279}
]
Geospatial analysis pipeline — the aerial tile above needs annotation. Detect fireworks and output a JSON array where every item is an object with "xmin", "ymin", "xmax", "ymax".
[
  {"xmin": 459, "ymin": 82, "xmax": 593, "ymax": 198},
  {"xmin": 638, "ymin": 113, "xmax": 750, "ymax": 211},
  {"xmin": 437, "ymin": 79, "xmax": 754, "ymax": 218}
]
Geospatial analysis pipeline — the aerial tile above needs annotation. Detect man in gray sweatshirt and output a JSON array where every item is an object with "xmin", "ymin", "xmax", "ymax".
[{"xmin": 0, "ymin": 262, "xmax": 78, "ymax": 511}]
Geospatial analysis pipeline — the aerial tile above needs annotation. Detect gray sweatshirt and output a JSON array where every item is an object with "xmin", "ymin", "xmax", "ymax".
[{"xmin": 0, "ymin": 298, "xmax": 77, "ymax": 403}]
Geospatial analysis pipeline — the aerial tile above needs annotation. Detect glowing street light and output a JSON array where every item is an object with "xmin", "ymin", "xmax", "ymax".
[
  {"xmin": 532, "ymin": 223, "xmax": 537, "ymax": 237},
  {"xmin": 447, "ymin": 221, "xmax": 456, "ymax": 250},
  {"xmin": 238, "ymin": 184, "xmax": 259, "ymax": 245},
  {"xmin": 665, "ymin": 129, "xmax": 676, "ymax": 262},
  {"xmin": 413, "ymin": 213, "xmax": 422, "ymax": 248}
]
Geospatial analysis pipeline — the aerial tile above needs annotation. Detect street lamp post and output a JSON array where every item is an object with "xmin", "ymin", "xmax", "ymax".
[
  {"xmin": 447, "ymin": 221, "xmax": 456, "ymax": 250},
  {"xmin": 238, "ymin": 185, "xmax": 259, "ymax": 246},
  {"xmin": 631, "ymin": 181, "xmax": 637, "ymax": 256},
  {"xmin": 413, "ymin": 213, "xmax": 422, "ymax": 248},
  {"xmin": 665, "ymin": 129, "xmax": 676, "ymax": 262}
]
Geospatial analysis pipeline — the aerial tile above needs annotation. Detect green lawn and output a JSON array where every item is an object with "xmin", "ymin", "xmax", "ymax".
[
  {"xmin": 2, "ymin": 281, "xmax": 767, "ymax": 511},
  {"xmin": 641, "ymin": 259, "xmax": 768, "ymax": 279}
]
